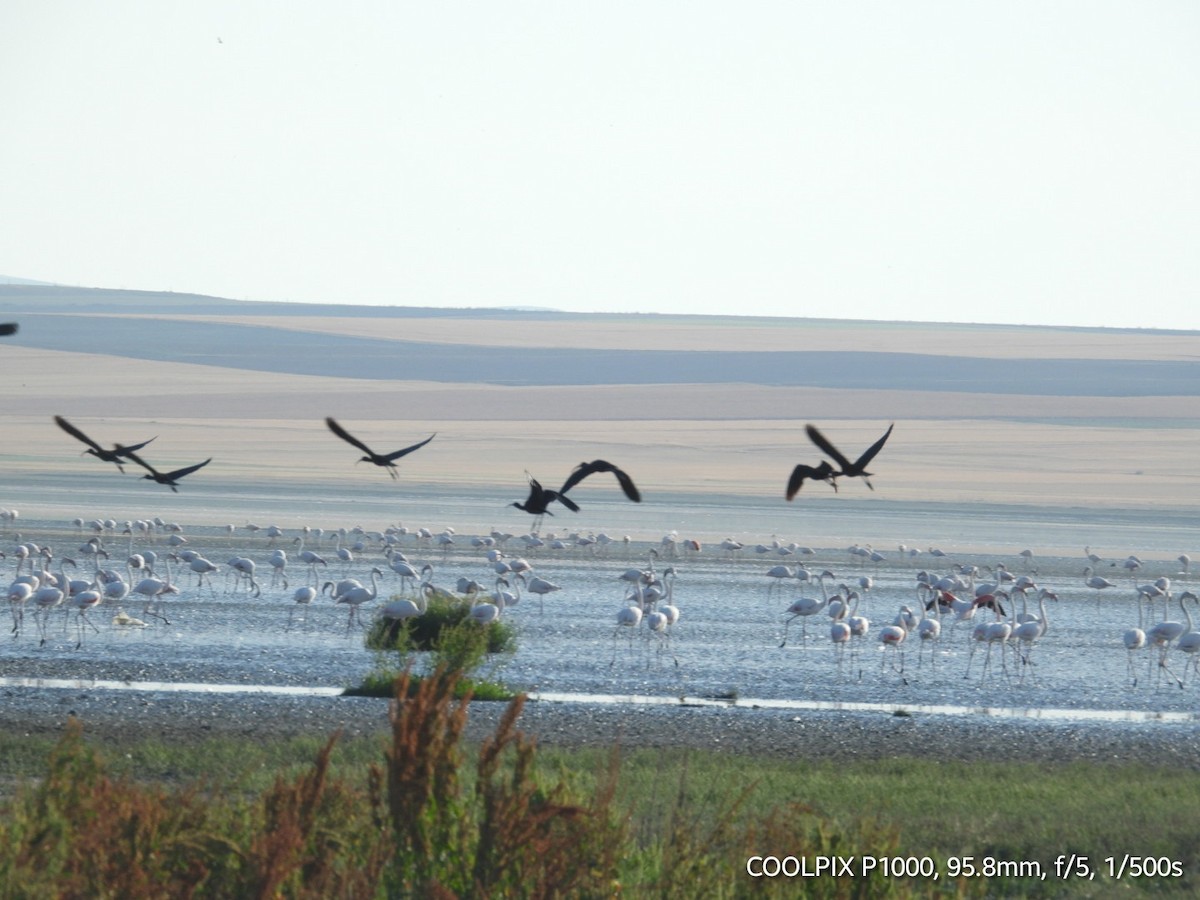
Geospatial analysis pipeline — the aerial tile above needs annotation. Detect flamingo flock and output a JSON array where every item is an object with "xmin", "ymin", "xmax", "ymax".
[{"xmin": 2, "ymin": 507, "xmax": 1197, "ymax": 719}]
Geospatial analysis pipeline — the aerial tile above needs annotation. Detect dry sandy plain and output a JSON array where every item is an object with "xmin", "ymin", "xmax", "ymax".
[{"xmin": 1, "ymin": 285, "xmax": 1197, "ymax": 538}]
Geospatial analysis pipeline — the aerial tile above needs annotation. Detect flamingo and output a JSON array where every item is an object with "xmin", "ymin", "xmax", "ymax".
[
  {"xmin": 268, "ymin": 549, "xmax": 289, "ymax": 588},
  {"xmin": 132, "ymin": 556, "xmax": 178, "ymax": 624},
  {"xmin": 334, "ymin": 567, "xmax": 384, "ymax": 630},
  {"xmin": 1083, "ymin": 567, "xmax": 1118, "ymax": 590},
  {"xmin": 32, "ymin": 558, "xmax": 74, "ymax": 645},
  {"xmin": 657, "ymin": 569, "xmax": 680, "ymax": 631},
  {"xmin": 1174, "ymin": 592, "xmax": 1199, "ymax": 685},
  {"xmin": 764, "ymin": 565, "xmax": 795, "ymax": 595},
  {"xmin": 915, "ymin": 592, "xmax": 942, "ymax": 667},
  {"xmin": 491, "ymin": 576, "xmax": 521, "ymax": 609},
  {"xmin": 8, "ymin": 581, "xmax": 34, "ymax": 637},
  {"xmin": 293, "ymin": 536, "xmax": 329, "ymax": 579},
  {"xmin": 830, "ymin": 616, "xmax": 852, "ymax": 677},
  {"xmin": 67, "ymin": 587, "xmax": 103, "ymax": 648},
  {"xmin": 227, "ymin": 557, "xmax": 261, "ymax": 596},
  {"xmin": 524, "ymin": 575, "xmax": 562, "ymax": 614},
  {"xmin": 1123, "ymin": 594, "xmax": 1148, "ymax": 686},
  {"xmin": 379, "ymin": 582, "xmax": 432, "ymax": 624},
  {"xmin": 609, "ymin": 588, "xmax": 648, "ymax": 667},
  {"xmin": 976, "ymin": 596, "xmax": 1015, "ymax": 684},
  {"xmin": 643, "ymin": 607, "xmax": 677, "ymax": 667},
  {"xmin": 878, "ymin": 609, "xmax": 909, "ymax": 677},
  {"xmin": 333, "ymin": 534, "xmax": 355, "ymax": 573},
  {"xmin": 385, "ymin": 552, "xmax": 422, "ymax": 591},
  {"xmin": 779, "ymin": 570, "xmax": 835, "ymax": 647},
  {"xmin": 287, "ymin": 585, "xmax": 318, "ymax": 630},
  {"xmin": 1012, "ymin": 588, "xmax": 1056, "ymax": 680},
  {"xmin": 469, "ymin": 580, "xmax": 508, "ymax": 627}
]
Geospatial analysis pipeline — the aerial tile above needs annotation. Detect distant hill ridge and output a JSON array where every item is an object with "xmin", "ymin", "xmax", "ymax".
[{"xmin": 4, "ymin": 282, "xmax": 1192, "ymax": 337}]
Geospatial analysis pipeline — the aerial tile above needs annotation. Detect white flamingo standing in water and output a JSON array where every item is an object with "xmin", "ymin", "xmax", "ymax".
[
  {"xmin": 1012, "ymin": 588, "xmax": 1056, "ymax": 682},
  {"xmin": 1123, "ymin": 594, "xmax": 1148, "ymax": 686},
  {"xmin": 1147, "ymin": 589, "xmax": 1186, "ymax": 687},
  {"xmin": 269, "ymin": 549, "xmax": 289, "ymax": 589},
  {"xmin": 829, "ymin": 615, "xmax": 852, "ymax": 678},
  {"xmin": 335, "ymin": 567, "xmax": 384, "ymax": 631},
  {"xmin": 287, "ymin": 585, "xmax": 318, "ymax": 630},
  {"xmin": 779, "ymin": 570, "xmax": 835, "ymax": 647},
  {"xmin": 67, "ymin": 587, "xmax": 102, "ymax": 648},
  {"xmin": 878, "ymin": 607, "xmax": 909, "ymax": 679},
  {"xmin": 643, "ymin": 606, "xmax": 678, "ymax": 668},
  {"xmin": 33, "ymin": 580, "xmax": 65, "ymax": 645},
  {"xmin": 524, "ymin": 575, "xmax": 562, "ymax": 614},
  {"xmin": 132, "ymin": 556, "xmax": 178, "ymax": 624},
  {"xmin": 8, "ymin": 580, "xmax": 34, "ymax": 637},
  {"xmin": 293, "ymin": 536, "xmax": 328, "ymax": 580},
  {"xmin": 611, "ymin": 584, "xmax": 646, "ymax": 665},
  {"xmin": 976, "ymin": 596, "xmax": 1015, "ymax": 684},
  {"xmin": 468, "ymin": 580, "xmax": 507, "ymax": 627},
  {"xmin": 1170, "ymin": 591, "xmax": 1198, "ymax": 685},
  {"xmin": 915, "ymin": 592, "xmax": 942, "ymax": 668}
]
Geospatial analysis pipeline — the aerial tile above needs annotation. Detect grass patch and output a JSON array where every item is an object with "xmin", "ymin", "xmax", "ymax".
[
  {"xmin": 1, "ymin": 705, "xmax": 1197, "ymax": 897},
  {"xmin": 352, "ymin": 591, "xmax": 518, "ymax": 700},
  {"xmin": 364, "ymin": 592, "xmax": 517, "ymax": 656},
  {"xmin": 344, "ymin": 667, "xmax": 516, "ymax": 702}
]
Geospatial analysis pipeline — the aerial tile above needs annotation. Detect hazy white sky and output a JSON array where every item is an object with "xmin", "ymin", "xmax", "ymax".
[{"xmin": 2, "ymin": 2, "xmax": 1198, "ymax": 328}]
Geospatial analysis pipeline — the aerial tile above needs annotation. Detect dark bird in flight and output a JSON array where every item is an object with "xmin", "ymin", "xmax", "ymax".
[
  {"xmin": 805, "ymin": 422, "xmax": 894, "ymax": 490},
  {"xmin": 122, "ymin": 450, "xmax": 212, "ymax": 492},
  {"xmin": 54, "ymin": 415, "xmax": 157, "ymax": 473},
  {"xmin": 559, "ymin": 459, "xmax": 642, "ymax": 503},
  {"xmin": 511, "ymin": 474, "xmax": 580, "ymax": 522},
  {"xmin": 785, "ymin": 459, "xmax": 838, "ymax": 500},
  {"xmin": 325, "ymin": 417, "xmax": 435, "ymax": 479},
  {"xmin": 511, "ymin": 460, "xmax": 642, "ymax": 529},
  {"xmin": 0, "ymin": 323, "xmax": 17, "ymax": 336}
]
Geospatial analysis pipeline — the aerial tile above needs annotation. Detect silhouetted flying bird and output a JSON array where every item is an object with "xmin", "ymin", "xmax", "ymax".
[
  {"xmin": 54, "ymin": 415, "xmax": 157, "ymax": 473},
  {"xmin": 123, "ymin": 449, "xmax": 212, "ymax": 492},
  {"xmin": 325, "ymin": 417, "xmax": 435, "ymax": 479},
  {"xmin": 805, "ymin": 423, "xmax": 894, "ymax": 490}
]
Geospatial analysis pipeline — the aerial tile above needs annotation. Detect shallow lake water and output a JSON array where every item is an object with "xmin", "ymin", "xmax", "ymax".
[{"xmin": 2, "ymin": 487, "xmax": 1197, "ymax": 726}]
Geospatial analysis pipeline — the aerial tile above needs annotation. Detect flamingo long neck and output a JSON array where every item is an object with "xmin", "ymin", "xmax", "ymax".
[{"xmin": 1180, "ymin": 594, "xmax": 1195, "ymax": 632}]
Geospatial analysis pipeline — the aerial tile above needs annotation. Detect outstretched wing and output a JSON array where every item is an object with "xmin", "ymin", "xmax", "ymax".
[
  {"xmin": 852, "ymin": 423, "xmax": 894, "ymax": 469},
  {"xmin": 325, "ymin": 417, "xmax": 376, "ymax": 456},
  {"xmin": 54, "ymin": 415, "xmax": 105, "ymax": 453},
  {"xmin": 804, "ymin": 424, "xmax": 854, "ymax": 472},
  {"xmin": 559, "ymin": 460, "xmax": 642, "ymax": 502},
  {"xmin": 382, "ymin": 432, "xmax": 436, "ymax": 462},
  {"xmin": 120, "ymin": 448, "xmax": 160, "ymax": 477},
  {"xmin": 163, "ymin": 458, "xmax": 212, "ymax": 481},
  {"xmin": 785, "ymin": 461, "xmax": 835, "ymax": 501},
  {"xmin": 114, "ymin": 436, "xmax": 157, "ymax": 456}
]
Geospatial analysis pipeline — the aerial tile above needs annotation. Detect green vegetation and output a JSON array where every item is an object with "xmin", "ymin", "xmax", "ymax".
[
  {"xmin": 364, "ymin": 592, "xmax": 517, "ymax": 656},
  {"xmin": 1, "ymin": 688, "xmax": 1197, "ymax": 896},
  {"xmin": 351, "ymin": 591, "xmax": 518, "ymax": 700}
]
